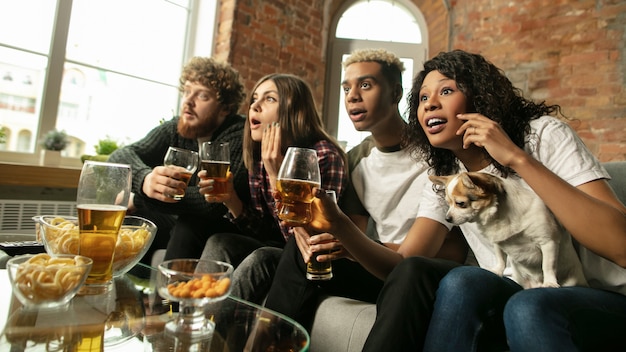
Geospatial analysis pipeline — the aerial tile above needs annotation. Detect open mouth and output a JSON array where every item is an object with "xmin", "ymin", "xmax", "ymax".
[
  {"xmin": 182, "ymin": 109, "xmax": 196, "ymax": 120},
  {"xmin": 426, "ymin": 117, "xmax": 446, "ymax": 127},
  {"xmin": 349, "ymin": 108, "xmax": 366, "ymax": 122},
  {"xmin": 250, "ymin": 117, "xmax": 262, "ymax": 128},
  {"xmin": 425, "ymin": 117, "xmax": 447, "ymax": 133}
]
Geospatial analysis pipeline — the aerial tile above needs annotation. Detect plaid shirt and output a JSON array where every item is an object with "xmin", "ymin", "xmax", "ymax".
[{"xmin": 232, "ymin": 139, "xmax": 348, "ymax": 244}]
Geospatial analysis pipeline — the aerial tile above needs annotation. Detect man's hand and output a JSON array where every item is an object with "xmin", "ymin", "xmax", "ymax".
[{"xmin": 142, "ymin": 166, "xmax": 187, "ymax": 202}]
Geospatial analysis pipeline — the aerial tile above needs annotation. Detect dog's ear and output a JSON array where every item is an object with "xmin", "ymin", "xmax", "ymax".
[
  {"xmin": 467, "ymin": 172, "xmax": 505, "ymax": 194},
  {"xmin": 459, "ymin": 172, "xmax": 479, "ymax": 189},
  {"xmin": 429, "ymin": 175, "xmax": 449, "ymax": 187}
]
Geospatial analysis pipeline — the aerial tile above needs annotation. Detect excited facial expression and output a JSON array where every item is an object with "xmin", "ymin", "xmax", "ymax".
[
  {"xmin": 178, "ymin": 81, "xmax": 228, "ymax": 139},
  {"xmin": 342, "ymin": 61, "xmax": 397, "ymax": 134},
  {"xmin": 248, "ymin": 79, "xmax": 280, "ymax": 142},
  {"xmin": 417, "ymin": 70, "xmax": 469, "ymax": 151}
]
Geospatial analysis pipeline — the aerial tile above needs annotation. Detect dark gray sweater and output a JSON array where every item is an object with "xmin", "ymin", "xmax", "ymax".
[{"xmin": 108, "ymin": 114, "xmax": 250, "ymax": 218}]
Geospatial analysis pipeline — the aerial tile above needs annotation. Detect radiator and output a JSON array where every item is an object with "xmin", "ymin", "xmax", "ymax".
[{"xmin": 0, "ymin": 200, "xmax": 77, "ymax": 234}]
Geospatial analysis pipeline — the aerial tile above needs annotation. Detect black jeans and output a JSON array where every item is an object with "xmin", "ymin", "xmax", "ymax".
[
  {"xmin": 362, "ymin": 256, "xmax": 461, "ymax": 352},
  {"xmin": 264, "ymin": 236, "xmax": 384, "ymax": 331},
  {"xmin": 163, "ymin": 215, "xmax": 242, "ymax": 261}
]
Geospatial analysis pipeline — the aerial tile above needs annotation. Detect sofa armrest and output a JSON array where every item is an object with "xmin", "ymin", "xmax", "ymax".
[{"xmin": 310, "ymin": 295, "xmax": 376, "ymax": 352}]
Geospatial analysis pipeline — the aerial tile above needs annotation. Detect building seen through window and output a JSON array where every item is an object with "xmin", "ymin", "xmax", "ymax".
[{"xmin": 0, "ymin": 0, "xmax": 213, "ymax": 163}]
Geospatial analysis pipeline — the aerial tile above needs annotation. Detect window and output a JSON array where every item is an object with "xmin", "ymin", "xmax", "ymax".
[
  {"xmin": 325, "ymin": 0, "xmax": 428, "ymax": 151},
  {"xmin": 0, "ymin": 0, "xmax": 216, "ymax": 165}
]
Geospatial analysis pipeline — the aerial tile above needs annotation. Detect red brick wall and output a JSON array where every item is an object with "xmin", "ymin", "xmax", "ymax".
[
  {"xmin": 215, "ymin": 0, "xmax": 626, "ymax": 161},
  {"xmin": 449, "ymin": 0, "xmax": 626, "ymax": 161}
]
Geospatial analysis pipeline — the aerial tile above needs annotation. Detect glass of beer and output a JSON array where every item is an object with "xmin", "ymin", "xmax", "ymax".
[
  {"xmin": 163, "ymin": 146, "xmax": 199, "ymax": 200},
  {"xmin": 200, "ymin": 141, "xmax": 230, "ymax": 202},
  {"xmin": 306, "ymin": 190, "xmax": 336, "ymax": 280},
  {"xmin": 76, "ymin": 161, "xmax": 131, "ymax": 294},
  {"xmin": 276, "ymin": 147, "xmax": 321, "ymax": 226}
]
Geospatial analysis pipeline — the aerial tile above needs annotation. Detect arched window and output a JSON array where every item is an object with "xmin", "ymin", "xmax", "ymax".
[
  {"xmin": 17, "ymin": 129, "xmax": 31, "ymax": 152},
  {"xmin": 325, "ymin": 0, "xmax": 428, "ymax": 151}
]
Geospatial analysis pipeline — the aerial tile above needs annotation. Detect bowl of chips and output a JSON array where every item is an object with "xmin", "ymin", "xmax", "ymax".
[
  {"xmin": 7, "ymin": 253, "xmax": 93, "ymax": 309},
  {"xmin": 34, "ymin": 215, "xmax": 157, "ymax": 277},
  {"xmin": 111, "ymin": 216, "xmax": 157, "ymax": 277},
  {"xmin": 35, "ymin": 215, "xmax": 80, "ymax": 255}
]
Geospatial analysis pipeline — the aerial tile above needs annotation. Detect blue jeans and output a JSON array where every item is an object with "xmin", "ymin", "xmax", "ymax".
[
  {"xmin": 424, "ymin": 266, "xmax": 521, "ymax": 352},
  {"xmin": 505, "ymin": 285, "xmax": 626, "ymax": 351},
  {"xmin": 424, "ymin": 266, "xmax": 626, "ymax": 352}
]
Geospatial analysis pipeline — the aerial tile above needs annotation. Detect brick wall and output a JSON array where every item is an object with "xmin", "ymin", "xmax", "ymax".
[{"xmin": 216, "ymin": 0, "xmax": 626, "ymax": 161}]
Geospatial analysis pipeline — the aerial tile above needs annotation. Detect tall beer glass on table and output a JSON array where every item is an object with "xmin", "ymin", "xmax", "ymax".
[{"xmin": 76, "ymin": 161, "xmax": 131, "ymax": 294}]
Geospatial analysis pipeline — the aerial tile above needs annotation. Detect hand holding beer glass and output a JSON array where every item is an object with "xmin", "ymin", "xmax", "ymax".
[
  {"xmin": 76, "ymin": 161, "xmax": 131, "ymax": 294},
  {"xmin": 305, "ymin": 190, "xmax": 336, "ymax": 280},
  {"xmin": 200, "ymin": 142, "xmax": 230, "ymax": 202},
  {"xmin": 163, "ymin": 146, "xmax": 199, "ymax": 200}
]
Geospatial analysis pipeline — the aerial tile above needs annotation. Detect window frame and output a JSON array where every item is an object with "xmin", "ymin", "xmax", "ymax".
[
  {"xmin": 0, "ymin": 0, "xmax": 217, "ymax": 167},
  {"xmin": 323, "ymin": 0, "xmax": 429, "ymax": 150}
]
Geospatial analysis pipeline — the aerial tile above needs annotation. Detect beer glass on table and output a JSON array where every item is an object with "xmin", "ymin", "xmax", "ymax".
[
  {"xmin": 163, "ymin": 146, "xmax": 199, "ymax": 200},
  {"xmin": 200, "ymin": 142, "xmax": 230, "ymax": 202},
  {"xmin": 76, "ymin": 161, "xmax": 131, "ymax": 294},
  {"xmin": 276, "ymin": 147, "xmax": 321, "ymax": 226}
]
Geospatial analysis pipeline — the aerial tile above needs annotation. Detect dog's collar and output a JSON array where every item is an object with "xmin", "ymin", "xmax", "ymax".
[{"xmin": 378, "ymin": 144, "xmax": 402, "ymax": 153}]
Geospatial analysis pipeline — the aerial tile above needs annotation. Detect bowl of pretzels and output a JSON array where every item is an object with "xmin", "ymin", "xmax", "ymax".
[
  {"xmin": 7, "ymin": 253, "xmax": 93, "ymax": 309},
  {"xmin": 34, "ymin": 215, "xmax": 157, "ymax": 278}
]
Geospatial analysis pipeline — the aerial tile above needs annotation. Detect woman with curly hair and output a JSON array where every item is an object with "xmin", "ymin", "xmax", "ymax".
[{"xmin": 299, "ymin": 49, "xmax": 626, "ymax": 350}]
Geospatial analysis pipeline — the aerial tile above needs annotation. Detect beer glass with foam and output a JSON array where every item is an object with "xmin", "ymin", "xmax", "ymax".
[
  {"xmin": 200, "ymin": 142, "xmax": 231, "ymax": 202},
  {"xmin": 163, "ymin": 146, "xmax": 199, "ymax": 200},
  {"xmin": 76, "ymin": 161, "xmax": 131, "ymax": 294},
  {"xmin": 276, "ymin": 147, "xmax": 321, "ymax": 226}
]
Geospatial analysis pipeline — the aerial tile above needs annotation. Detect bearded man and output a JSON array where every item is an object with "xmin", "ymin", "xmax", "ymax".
[{"xmin": 108, "ymin": 57, "xmax": 250, "ymax": 263}]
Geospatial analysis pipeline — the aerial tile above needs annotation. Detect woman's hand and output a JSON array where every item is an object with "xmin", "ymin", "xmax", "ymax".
[
  {"xmin": 198, "ymin": 169, "xmax": 237, "ymax": 204},
  {"xmin": 457, "ymin": 113, "xmax": 528, "ymax": 168},
  {"xmin": 306, "ymin": 188, "xmax": 350, "ymax": 235},
  {"xmin": 261, "ymin": 123, "xmax": 283, "ymax": 189},
  {"xmin": 294, "ymin": 227, "xmax": 349, "ymax": 264}
]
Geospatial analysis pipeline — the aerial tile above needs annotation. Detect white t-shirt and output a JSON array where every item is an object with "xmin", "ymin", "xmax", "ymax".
[
  {"xmin": 348, "ymin": 141, "xmax": 430, "ymax": 244},
  {"xmin": 417, "ymin": 115, "xmax": 626, "ymax": 295}
]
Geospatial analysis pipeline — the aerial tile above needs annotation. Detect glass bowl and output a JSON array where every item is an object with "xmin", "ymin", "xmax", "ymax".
[
  {"xmin": 111, "ymin": 216, "xmax": 157, "ymax": 277},
  {"xmin": 7, "ymin": 253, "xmax": 93, "ymax": 309},
  {"xmin": 34, "ymin": 215, "xmax": 157, "ymax": 277},
  {"xmin": 35, "ymin": 215, "xmax": 80, "ymax": 255},
  {"xmin": 156, "ymin": 259, "xmax": 234, "ymax": 339}
]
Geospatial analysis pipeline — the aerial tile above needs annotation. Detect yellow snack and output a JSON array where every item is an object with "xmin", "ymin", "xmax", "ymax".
[
  {"xmin": 13, "ymin": 254, "xmax": 89, "ymax": 303},
  {"xmin": 167, "ymin": 275, "xmax": 230, "ymax": 299}
]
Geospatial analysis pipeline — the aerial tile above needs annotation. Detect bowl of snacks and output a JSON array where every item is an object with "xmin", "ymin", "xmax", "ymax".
[
  {"xmin": 111, "ymin": 216, "xmax": 157, "ymax": 277},
  {"xmin": 7, "ymin": 253, "xmax": 93, "ymax": 309},
  {"xmin": 35, "ymin": 215, "xmax": 79, "ymax": 255},
  {"xmin": 156, "ymin": 259, "xmax": 233, "ymax": 337},
  {"xmin": 34, "ymin": 215, "xmax": 157, "ymax": 277}
]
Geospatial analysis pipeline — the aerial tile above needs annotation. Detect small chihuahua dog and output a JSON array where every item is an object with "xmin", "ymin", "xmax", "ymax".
[{"xmin": 429, "ymin": 172, "xmax": 587, "ymax": 289}]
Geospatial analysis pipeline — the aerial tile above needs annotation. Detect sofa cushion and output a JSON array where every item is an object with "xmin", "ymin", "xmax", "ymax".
[{"xmin": 310, "ymin": 295, "xmax": 376, "ymax": 352}]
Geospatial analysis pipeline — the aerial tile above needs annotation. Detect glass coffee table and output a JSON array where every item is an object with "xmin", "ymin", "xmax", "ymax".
[{"xmin": 0, "ymin": 263, "xmax": 310, "ymax": 351}]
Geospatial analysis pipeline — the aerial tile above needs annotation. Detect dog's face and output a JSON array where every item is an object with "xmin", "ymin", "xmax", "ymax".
[{"xmin": 429, "ymin": 172, "xmax": 504, "ymax": 225}]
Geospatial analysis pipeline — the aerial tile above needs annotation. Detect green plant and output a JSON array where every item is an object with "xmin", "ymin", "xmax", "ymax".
[
  {"xmin": 40, "ymin": 129, "xmax": 69, "ymax": 151},
  {"xmin": 94, "ymin": 137, "xmax": 119, "ymax": 155},
  {"xmin": 0, "ymin": 126, "xmax": 6, "ymax": 144}
]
